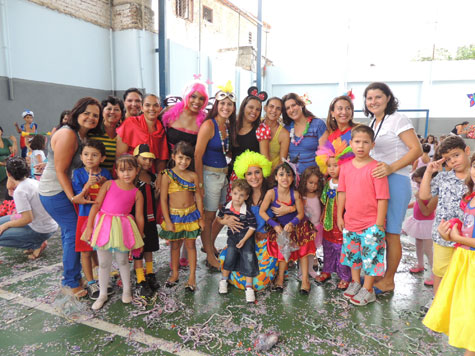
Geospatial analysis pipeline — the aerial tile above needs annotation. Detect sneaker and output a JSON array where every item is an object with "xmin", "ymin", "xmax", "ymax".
[
  {"xmin": 420, "ymin": 297, "xmax": 433, "ymax": 315},
  {"xmin": 137, "ymin": 281, "xmax": 154, "ymax": 298},
  {"xmin": 343, "ymin": 281, "xmax": 361, "ymax": 299},
  {"xmin": 350, "ymin": 287, "xmax": 376, "ymax": 306},
  {"xmin": 218, "ymin": 279, "xmax": 228, "ymax": 294},
  {"xmin": 86, "ymin": 281, "xmax": 100, "ymax": 300},
  {"xmin": 146, "ymin": 273, "xmax": 160, "ymax": 291},
  {"xmin": 245, "ymin": 288, "xmax": 255, "ymax": 303}
]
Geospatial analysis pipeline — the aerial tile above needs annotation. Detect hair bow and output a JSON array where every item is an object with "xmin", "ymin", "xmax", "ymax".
[{"xmin": 248, "ymin": 86, "xmax": 268, "ymax": 102}]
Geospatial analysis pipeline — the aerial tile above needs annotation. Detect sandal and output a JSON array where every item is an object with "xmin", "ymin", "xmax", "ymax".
[
  {"xmin": 204, "ymin": 260, "xmax": 221, "ymax": 272},
  {"xmin": 27, "ymin": 241, "xmax": 47, "ymax": 261},
  {"xmin": 185, "ymin": 283, "xmax": 196, "ymax": 292},
  {"xmin": 165, "ymin": 278, "xmax": 179, "ymax": 288},
  {"xmin": 315, "ymin": 272, "xmax": 331, "ymax": 284},
  {"xmin": 337, "ymin": 280, "xmax": 350, "ymax": 290},
  {"xmin": 272, "ymin": 282, "xmax": 284, "ymax": 292},
  {"xmin": 72, "ymin": 286, "xmax": 87, "ymax": 298}
]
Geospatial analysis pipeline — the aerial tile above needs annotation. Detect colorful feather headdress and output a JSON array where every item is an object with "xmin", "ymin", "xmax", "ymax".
[{"xmin": 315, "ymin": 137, "xmax": 354, "ymax": 175}]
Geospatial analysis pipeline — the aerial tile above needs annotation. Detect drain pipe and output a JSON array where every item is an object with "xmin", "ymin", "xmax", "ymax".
[
  {"xmin": 0, "ymin": 0, "xmax": 14, "ymax": 100},
  {"xmin": 109, "ymin": 0, "xmax": 115, "ymax": 95},
  {"xmin": 137, "ymin": 0, "xmax": 145, "ymax": 91},
  {"xmin": 256, "ymin": 0, "xmax": 262, "ymax": 91}
]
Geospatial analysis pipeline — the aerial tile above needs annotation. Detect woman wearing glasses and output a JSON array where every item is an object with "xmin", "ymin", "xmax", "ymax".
[
  {"xmin": 194, "ymin": 82, "xmax": 237, "ymax": 270},
  {"xmin": 162, "ymin": 81, "xmax": 209, "ymax": 152}
]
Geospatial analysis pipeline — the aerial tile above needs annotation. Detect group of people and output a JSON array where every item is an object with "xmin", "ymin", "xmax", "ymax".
[{"xmin": 0, "ymin": 80, "xmax": 473, "ymax": 355}]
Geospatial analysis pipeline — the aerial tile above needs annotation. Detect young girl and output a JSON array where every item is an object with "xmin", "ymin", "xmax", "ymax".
[
  {"xmin": 132, "ymin": 144, "xmax": 160, "ymax": 299},
  {"xmin": 402, "ymin": 166, "xmax": 437, "ymax": 286},
  {"xmin": 315, "ymin": 138, "xmax": 353, "ymax": 289},
  {"xmin": 260, "ymin": 162, "xmax": 317, "ymax": 294},
  {"xmin": 298, "ymin": 166, "xmax": 324, "ymax": 279},
  {"xmin": 82, "ymin": 155, "xmax": 145, "ymax": 310},
  {"xmin": 28, "ymin": 135, "xmax": 46, "ymax": 180},
  {"xmin": 423, "ymin": 155, "xmax": 475, "ymax": 356},
  {"xmin": 160, "ymin": 141, "xmax": 204, "ymax": 292},
  {"xmin": 72, "ymin": 140, "xmax": 111, "ymax": 300},
  {"xmin": 411, "ymin": 144, "xmax": 431, "ymax": 172}
]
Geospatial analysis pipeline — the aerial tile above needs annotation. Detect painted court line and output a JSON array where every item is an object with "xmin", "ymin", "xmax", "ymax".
[
  {"xmin": 0, "ymin": 262, "xmax": 63, "ymax": 288},
  {"xmin": 0, "ymin": 289, "xmax": 208, "ymax": 356}
]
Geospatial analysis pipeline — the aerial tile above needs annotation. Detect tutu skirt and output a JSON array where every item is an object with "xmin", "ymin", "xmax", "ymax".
[
  {"xmin": 159, "ymin": 204, "xmax": 201, "ymax": 240},
  {"xmin": 423, "ymin": 247, "xmax": 475, "ymax": 351},
  {"xmin": 267, "ymin": 220, "xmax": 317, "ymax": 262},
  {"xmin": 85, "ymin": 211, "xmax": 144, "ymax": 252},
  {"xmin": 219, "ymin": 236, "xmax": 277, "ymax": 290},
  {"xmin": 402, "ymin": 216, "xmax": 433, "ymax": 240}
]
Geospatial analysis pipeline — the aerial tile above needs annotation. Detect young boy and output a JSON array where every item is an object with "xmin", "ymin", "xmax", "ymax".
[
  {"xmin": 419, "ymin": 135, "xmax": 469, "ymax": 295},
  {"xmin": 337, "ymin": 125, "xmax": 390, "ymax": 306},
  {"xmin": 72, "ymin": 140, "xmax": 112, "ymax": 299},
  {"xmin": 15, "ymin": 110, "xmax": 37, "ymax": 158},
  {"xmin": 132, "ymin": 144, "xmax": 160, "ymax": 298},
  {"xmin": 217, "ymin": 179, "xmax": 258, "ymax": 303}
]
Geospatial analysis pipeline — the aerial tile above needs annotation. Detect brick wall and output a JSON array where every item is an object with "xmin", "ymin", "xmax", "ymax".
[{"xmin": 27, "ymin": 0, "xmax": 155, "ymax": 31}]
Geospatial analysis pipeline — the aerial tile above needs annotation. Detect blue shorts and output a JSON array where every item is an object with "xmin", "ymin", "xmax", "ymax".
[
  {"xmin": 341, "ymin": 225, "xmax": 386, "ymax": 276},
  {"xmin": 203, "ymin": 170, "xmax": 228, "ymax": 212},
  {"xmin": 386, "ymin": 173, "xmax": 411, "ymax": 234}
]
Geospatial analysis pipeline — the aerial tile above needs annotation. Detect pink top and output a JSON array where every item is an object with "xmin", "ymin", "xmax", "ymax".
[
  {"xmin": 413, "ymin": 199, "xmax": 435, "ymax": 220},
  {"xmin": 338, "ymin": 160, "xmax": 390, "ymax": 232}
]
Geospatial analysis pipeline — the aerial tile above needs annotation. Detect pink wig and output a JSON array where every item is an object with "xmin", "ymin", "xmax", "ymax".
[{"xmin": 162, "ymin": 81, "xmax": 209, "ymax": 129}]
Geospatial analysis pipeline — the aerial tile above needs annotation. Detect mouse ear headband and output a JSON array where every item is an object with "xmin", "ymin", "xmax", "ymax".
[{"xmin": 247, "ymin": 86, "xmax": 268, "ymax": 102}]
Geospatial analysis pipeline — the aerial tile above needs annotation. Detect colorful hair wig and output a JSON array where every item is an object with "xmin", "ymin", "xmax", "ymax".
[
  {"xmin": 315, "ymin": 137, "xmax": 354, "ymax": 175},
  {"xmin": 162, "ymin": 81, "xmax": 209, "ymax": 129},
  {"xmin": 233, "ymin": 150, "xmax": 272, "ymax": 179}
]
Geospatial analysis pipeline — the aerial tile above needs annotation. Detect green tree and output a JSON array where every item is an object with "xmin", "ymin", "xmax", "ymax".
[{"xmin": 455, "ymin": 44, "xmax": 475, "ymax": 60}]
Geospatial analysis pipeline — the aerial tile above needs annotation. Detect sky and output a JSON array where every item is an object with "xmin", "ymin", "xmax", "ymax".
[{"xmin": 232, "ymin": 0, "xmax": 475, "ymax": 67}]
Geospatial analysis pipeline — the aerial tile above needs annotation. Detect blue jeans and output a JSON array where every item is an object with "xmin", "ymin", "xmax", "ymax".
[
  {"xmin": 0, "ymin": 215, "xmax": 54, "ymax": 250},
  {"xmin": 40, "ymin": 191, "xmax": 81, "ymax": 288}
]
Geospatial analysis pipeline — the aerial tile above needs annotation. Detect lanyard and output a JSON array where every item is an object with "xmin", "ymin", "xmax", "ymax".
[{"xmin": 370, "ymin": 115, "xmax": 386, "ymax": 141}]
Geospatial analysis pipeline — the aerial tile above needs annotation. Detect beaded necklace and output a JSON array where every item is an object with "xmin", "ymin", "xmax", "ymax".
[
  {"xmin": 217, "ymin": 122, "xmax": 229, "ymax": 156},
  {"xmin": 290, "ymin": 117, "xmax": 312, "ymax": 146}
]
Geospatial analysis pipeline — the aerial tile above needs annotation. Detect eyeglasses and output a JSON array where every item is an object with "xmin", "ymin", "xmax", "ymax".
[{"xmin": 215, "ymin": 91, "xmax": 236, "ymax": 102}]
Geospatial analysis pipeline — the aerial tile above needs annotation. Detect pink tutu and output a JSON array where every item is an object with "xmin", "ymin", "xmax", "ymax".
[{"xmin": 402, "ymin": 216, "xmax": 433, "ymax": 240}]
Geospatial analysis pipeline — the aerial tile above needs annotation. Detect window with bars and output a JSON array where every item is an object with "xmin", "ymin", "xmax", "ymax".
[
  {"xmin": 203, "ymin": 6, "xmax": 213, "ymax": 23},
  {"xmin": 176, "ymin": 0, "xmax": 193, "ymax": 21}
]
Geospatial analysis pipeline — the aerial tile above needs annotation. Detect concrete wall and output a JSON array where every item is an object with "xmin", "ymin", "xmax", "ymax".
[{"xmin": 265, "ymin": 61, "xmax": 475, "ymax": 137}]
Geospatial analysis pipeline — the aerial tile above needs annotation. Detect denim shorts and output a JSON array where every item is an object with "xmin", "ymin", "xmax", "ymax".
[
  {"xmin": 203, "ymin": 170, "xmax": 228, "ymax": 212},
  {"xmin": 341, "ymin": 224, "xmax": 386, "ymax": 276},
  {"xmin": 386, "ymin": 173, "xmax": 412, "ymax": 234}
]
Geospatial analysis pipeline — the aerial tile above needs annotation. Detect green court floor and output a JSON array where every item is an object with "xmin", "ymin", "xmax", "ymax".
[{"xmin": 0, "ymin": 231, "xmax": 462, "ymax": 356}]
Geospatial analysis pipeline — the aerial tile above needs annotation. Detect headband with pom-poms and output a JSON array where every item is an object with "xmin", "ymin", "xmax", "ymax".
[
  {"xmin": 234, "ymin": 150, "xmax": 272, "ymax": 179},
  {"xmin": 247, "ymin": 86, "xmax": 268, "ymax": 102},
  {"xmin": 315, "ymin": 137, "xmax": 354, "ymax": 175}
]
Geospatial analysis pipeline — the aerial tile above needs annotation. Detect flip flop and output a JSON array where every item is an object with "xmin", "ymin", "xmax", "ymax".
[
  {"xmin": 27, "ymin": 241, "xmax": 47, "ymax": 261},
  {"xmin": 360, "ymin": 277, "xmax": 393, "ymax": 295}
]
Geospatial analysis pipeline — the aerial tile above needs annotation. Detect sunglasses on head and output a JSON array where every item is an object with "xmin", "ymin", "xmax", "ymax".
[{"xmin": 216, "ymin": 91, "xmax": 236, "ymax": 102}]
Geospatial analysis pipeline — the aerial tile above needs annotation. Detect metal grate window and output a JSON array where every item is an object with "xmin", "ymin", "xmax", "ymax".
[
  {"xmin": 203, "ymin": 6, "xmax": 213, "ymax": 23},
  {"xmin": 176, "ymin": 0, "xmax": 193, "ymax": 21}
]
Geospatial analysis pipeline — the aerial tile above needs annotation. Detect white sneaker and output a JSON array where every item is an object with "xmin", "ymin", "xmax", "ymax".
[
  {"xmin": 350, "ymin": 287, "xmax": 376, "ymax": 306},
  {"xmin": 343, "ymin": 281, "xmax": 361, "ymax": 299},
  {"xmin": 245, "ymin": 288, "xmax": 255, "ymax": 303},
  {"xmin": 218, "ymin": 279, "xmax": 228, "ymax": 294}
]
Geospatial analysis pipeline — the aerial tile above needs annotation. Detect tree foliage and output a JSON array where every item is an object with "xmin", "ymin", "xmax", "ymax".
[{"xmin": 415, "ymin": 44, "xmax": 475, "ymax": 61}]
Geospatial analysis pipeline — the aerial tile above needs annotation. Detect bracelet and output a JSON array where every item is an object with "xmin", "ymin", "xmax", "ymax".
[
  {"xmin": 70, "ymin": 196, "xmax": 75, "ymax": 202},
  {"xmin": 266, "ymin": 219, "xmax": 279, "ymax": 228},
  {"xmin": 290, "ymin": 217, "xmax": 300, "ymax": 226}
]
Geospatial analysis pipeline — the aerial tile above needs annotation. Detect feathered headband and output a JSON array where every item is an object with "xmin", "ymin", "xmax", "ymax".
[
  {"xmin": 234, "ymin": 150, "xmax": 272, "ymax": 179},
  {"xmin": 315, "ymin": 137, "xmax": 354, "ymax": 175}
]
